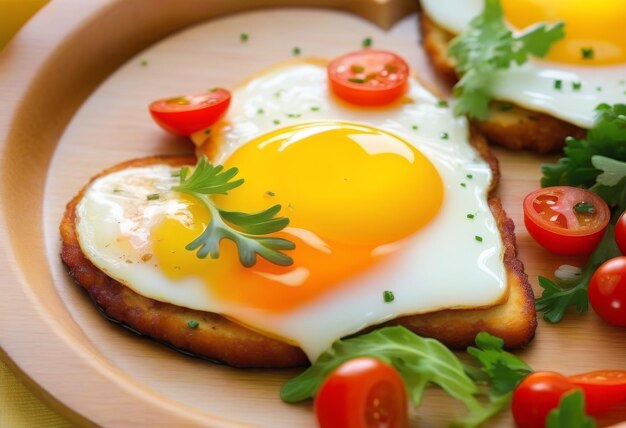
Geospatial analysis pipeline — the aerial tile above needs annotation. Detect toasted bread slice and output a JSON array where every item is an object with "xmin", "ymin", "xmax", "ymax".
[
  {"xmin": 61, "ymin": 136, "xmax": 536, "ymax": 368},
  {"xmin": 419, "ymin": 13, "xmax": 586, "ymax": 153}
]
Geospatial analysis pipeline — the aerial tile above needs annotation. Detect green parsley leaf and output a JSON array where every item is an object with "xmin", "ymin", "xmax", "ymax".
[
  {"xmin": 292, "ymin": 46, "xmax": 301, "ymax": 56},
  {"xmin": 581, "ymin": 47, "xmax": 594, "ymax": 60},
  {"xmin": 240, "ymin": 33, "xmax": 249, "ymax": 42},
  {"xmin": 448, "ymin": 0, "xmax": 564, "ymax": 119},
  {"xmin": 546, "ymin": 390, "xmax": 596, "ymax": 428},
  {"xmin": 362, "ymin": 37, "xmax": 372, "ymax": 48},
  {"xmin": 173, "ymin": 157, "xmax": 295, "ymax": 267},
  {"xmin": 383, "ymin": 290, "xmax": 395, "ymax": 303}
]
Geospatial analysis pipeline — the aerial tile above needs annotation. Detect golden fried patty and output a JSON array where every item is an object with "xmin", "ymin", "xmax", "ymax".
[
  {"xmin": 419, "ymin": 13, "xmax": 586, "ymax": 153},
  {"xmin": 61, "ymin": 135, "xmax": 535, "ymax": 368}
]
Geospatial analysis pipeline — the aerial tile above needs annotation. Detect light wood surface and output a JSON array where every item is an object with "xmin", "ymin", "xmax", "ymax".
[{"xmin": 1, "ymin": 0, "xmax": 625, "ymax": 427}]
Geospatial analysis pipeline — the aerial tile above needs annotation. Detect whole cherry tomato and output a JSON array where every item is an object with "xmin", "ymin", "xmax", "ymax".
[
  {"xmin": 149, "ymin": 88, "xmax": 231, "ymax": 136},
  {"xmin": 512, "ymin": 371, "xmax": 579, "ymax": 428},
  {"xmin": 315, "ymin": 357, "xmax": 408, "ymax": 428},
  {"xmin": 327, "ymin": 50, "xmax": 410, "ymax": 106},
  {"xmin": 523, "ymin": 186, "xmax": 610, "ymax": 255},
  {"xmin": 588, "ymin": 256, "xmax": 626, "ymax": 327}
]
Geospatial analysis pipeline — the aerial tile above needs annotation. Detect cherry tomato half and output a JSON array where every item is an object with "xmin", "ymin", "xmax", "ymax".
[
  {"xmin": 616, "ymin": 211, "xmax": 626, "ymax": 255},
  {"xmin": 588, "ymin": 256, "xmax": 626, "ymax": 327},
  {"xmin": 327, "ymin": 50, "xmax": 409, "ymax": 106},
  {"xmin": 523, "ymin": 186, "xmax": 610, "ymax": 255},
  {"xmin": 149, "ymin": 88, "xmax": 231, "ymax": 136},
  {"xmin": 315, "ymin": 357, "xmax": 408, "ymax": 428},
  {"xmin": 570, "ymin": 370, "xmax": 626, "ymax": 415},
  {"xmin": 512, "ymin": 372, "xmax": 579, "ymax": 428}
]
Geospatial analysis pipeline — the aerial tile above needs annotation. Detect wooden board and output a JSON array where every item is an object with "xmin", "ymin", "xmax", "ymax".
[{"xmin": 1, "ymin": 0, "xmax": 625, "ymax": 426}]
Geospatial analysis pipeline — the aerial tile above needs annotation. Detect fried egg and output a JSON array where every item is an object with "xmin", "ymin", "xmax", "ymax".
[
  {"xmin": 76, "ymin": 60, "xmax": 506, "ymax": 360},
  {"xmin": 421, "ymin": 0, "xmax": 626, "ymax": 128}
]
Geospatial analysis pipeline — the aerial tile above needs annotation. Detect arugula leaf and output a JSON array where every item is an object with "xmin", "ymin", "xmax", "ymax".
[
  {"xmin": 466, "ymin": 332, "xmax": 531, "ymax": 395},
  {"xmin": 448, "ymin": 0, "xmax": 564, "ymax": 119},
  {"xmin": 281, "ymin": 328, "xmax": 532, "ymax": 428},
  {"xmin": 546, "ymin": 390, "xmax": 596, "ymax": 428},
  {"xmin": 536, "ymin": 104, "xmax": 626, "ymax": 322},
  {"xmin": 173, "ymin": 156, "xmax": 295, "ymax": 267}
]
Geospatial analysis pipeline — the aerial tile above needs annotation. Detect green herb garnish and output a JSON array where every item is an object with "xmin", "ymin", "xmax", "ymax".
[
  {"xmin": 466, "ymin": 174, "xmax": 473, "ymax": 179},
  {"xmin": 172, "ymin": 157, "xmax": 295, "ymax": 267},
  {"xmin": 310, "ymin": 106, "xmax": 320, "ymax": 112},
  {"xmin": 467, "ymin": 213, "xmax": 475, "ymax": 219},
  {"xmin": 187, "ymin": 320, "xmax": 199, "ymax": 329},
  {"xmin": 362, "ymin": 37, "xmax": 372, "ymax": 48},
  {"xmin": 546, "ymin": 390, "xmax": 595, "ymax": 428},
  {"xmin": 460, "ymin": 182, "xmax": 467, "ymax": 188},
  {"xmin": 572, "ymin": 81, "xmax": 582, "ymax": 91},
  {"xmin": 281, "ymin": 328, "xmax": 531, "ymax": 428},
  {"xmin": 240, "ymin": 33, "xmax": 249, "ymax": 42},
  {"xmin": 581, "ymin": 47, "xmax": 594, "ymax": 60},
  {"xmin": 257, "ymin": 108, "xmax": 265, "ymax": 115},
  {"xmin": 437, "ymin": 100, "xmax": 449, "ymax": 108},
  {"xmin": 140, "ymin": 59, "xmax": 148, "ymax": 67},
  {"xmin": 412, "ymin": 125, "xmax": 419, "ymax": 131},
  {"xmin": 440, "ymin": 132, "xmax": 449, "ymax": 140},
  {"xmin": 146, "ymin": 193, "xmax": 160, "ymax": 201},
  {"xmin": 448, "ymin": 0, "xmax": 564, "ymax": 119},
  {"xmin": 292, "ymin": 47, "xmax": 301, "ymax": 56},
  {"xmin": 499, "ymin": 103, "xmax": 514, "ymax": 111},
  {"xmin": 554, "ymin": 80, "xmax": 563, "ymax": 90},
  {"xmin": 383, "ymin": 290, "xmax": 395, "ymax": 303},
  {"xmin": 475, "ymin": 235, "xmax": 483, "ymax": 242},
  {"xmin": 350, "ymin": 65, "xmax": 365, "ymax": 73},
  {"xmin": 574, "ymin": 202, "xmax": 596, "ymax": 214},
  {"xmin": 536, "ymin": 103, "xmax": 626, "ymax": 323},
  {"xmin": 348, "ymin": 78, "xmax": 367, "ymax": 84}
]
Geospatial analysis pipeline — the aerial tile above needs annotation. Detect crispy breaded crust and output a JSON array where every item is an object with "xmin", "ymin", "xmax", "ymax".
[
  {"xmin": 61, "ymin": 143, "xmax": 535, "ymax": 368},
  {"xmin": 419, "ymin": 13, "xmax": 586, "ymax": 153}
]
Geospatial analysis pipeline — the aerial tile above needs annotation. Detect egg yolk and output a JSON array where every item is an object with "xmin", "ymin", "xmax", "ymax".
[
  {"xmin": 502, "ymin": 0, "xmax": 626, "ymax": 65},
  {"xmin": 152, "ymin": 122, "xmax": 443, "ymax": 312}
]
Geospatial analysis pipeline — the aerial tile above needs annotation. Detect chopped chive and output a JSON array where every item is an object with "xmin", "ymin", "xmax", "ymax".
[
  {"xmin": 257, "ymin": 108, "xmax": 265, "ymax": 115},
  {"xmin": 113, "ymin": 188, "xmax": 122, "ymax": 193},
  {"xmin": 362, "ymin": 37, "xmax": 372, "ymax": 48},
  {"xmin": 292, "ymin": 46, "xmax": 301, "ymax": 56},
  {"xmin": 412, "ymin": 125, "xmax": 419, "ymax": 131},
  {"xmin": 466, "ymin": 174, "xmax": 473, "ymax": 179},
  {"xmin": 273, "ymin": 119, "xmax": 281, "ymax": 125},
  {"xmin": 274, "ymin": 90, "xmax": 283, "ymax": 98},
  {"xmin": 581, "ymin": 47, "xmax": 594, "ymax": 59},
  {"xmin": 475, "ymin": 235, "xmax": 483, "ymax": 242},
  {"xmin": 348, "ymin": 78, "xmax": 367, "ymax": 84},
  {"xmin": 350, "ymin": 65, "xmax": 365, "ymax": 73},
  {"xmin": 140, "ymin": 59, "xmax": 148, "ymax": 67},
  {"xmin": 554, "ymin": 79, "xmax": 562, "ymax": 90},
  {"xmin": 287, "ymin": 113, "xmax": 301, "ymax": 118},
  {"xmin": 240, "ymin": 33, "xmax": 249, "ymax": 42},
  {"xmin": 467, "ymin": 213, "xmax": 475, "ymax": 219},
  {"xmin": 383, "ymin": 290, "xmax": 395, "ymax": 303},
  {"xmin": 310, "ymin": 106, "xmax": 320, "ymax": 111},
  {"xmin": 147, "ymin": 194, "xmax": 160, "ymax": 201},
  {"xmin": 437, "ymin": 100, "xmax": 449, "ymax": 108},
  {"xmin": 574, "ymin": 202, "xmax": 596, "ymax": 214},
  {"xmin": 460, "ymin": 182, "xmax": 467, "ymax": 188},
  {"xmin": 187, "ymin": 320, "xmax": 199, "ymax": 329},
  {"xmin": 499, "ymin": 103, "xmax": 514, "ymax": 111},
  {"xmin": 572, "ymin": 81, "xmax": 582, "ymax": 91},
  {"xmin": 440, "ymin": 132, "xmax": 449, "ymax": 140},
  {"xmin": 266, "ymin": 191, "xmax": 276, "ymax": 197}
]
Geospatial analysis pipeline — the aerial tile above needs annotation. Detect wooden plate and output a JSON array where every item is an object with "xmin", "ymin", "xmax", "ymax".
[{"xmin": 1, "ymin": 0, "xmax": 625, "ymax": 426}]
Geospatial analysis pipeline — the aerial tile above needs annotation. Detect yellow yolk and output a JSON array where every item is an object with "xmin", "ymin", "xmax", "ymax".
[
  {"xmin": 152, "ymin": 122, "xmax": 443, "ymax": 312},
  {"xmin": 502, "ymin": 0, "xmax": 626, "ymax": 65}
]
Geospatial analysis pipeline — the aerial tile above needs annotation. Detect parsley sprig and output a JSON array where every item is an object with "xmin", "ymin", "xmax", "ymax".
[
  {"xmin": 448, "ymin": 0, "xmax": 564, "ymax": 119},
  {"xmin": 546, "ymin": 390, "xmax": 595, "ymax": 428},
  {"xmin": 173, "ymin": 156, "xmax": 295, "ymax": 267},
  {"xmin": 281, "ymin": 327, "xmax": 531, "ymax": 428},
  {"xmin": 536, "ymin": 104, "xmax": 626, "ymax": 322}
]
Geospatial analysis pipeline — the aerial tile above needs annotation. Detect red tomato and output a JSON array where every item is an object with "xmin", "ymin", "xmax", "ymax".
[
  {"xmin": 512, "ymin": 372, "xmax": 579, "ymax": 428},
  {"xmin": 616, "ymin": 211, "xmax": 626, "ymax": 255},
  {"xmin": 149, "ymin": 88, "xmax": 231, "ymax": 136},
  {"xmin": 327, "ymin": 50, "xmax": 410, "ymax": 106},
  {"xmin": 523, "ymin": 186, "xmax": 610, "ymax": 255},
  {"xmin": 570, "ymin": 370, "xmax": 626, "ymax": 415},
  {"xmin": 315, "ymin": 357, "xmax": 408, "ymax": 428},
  {"xmin": 588, "ymin": 256, "xmax": 626, "ymax": 327}
]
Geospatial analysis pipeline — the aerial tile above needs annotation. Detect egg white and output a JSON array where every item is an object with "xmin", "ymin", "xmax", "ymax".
[
  {"xmin": 421, "ymin": 0, "xmax": 626, "ymax": 128},
  {"xmin": 76, "ymin": 62, "xmax": 506, "ymax": 361}
]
